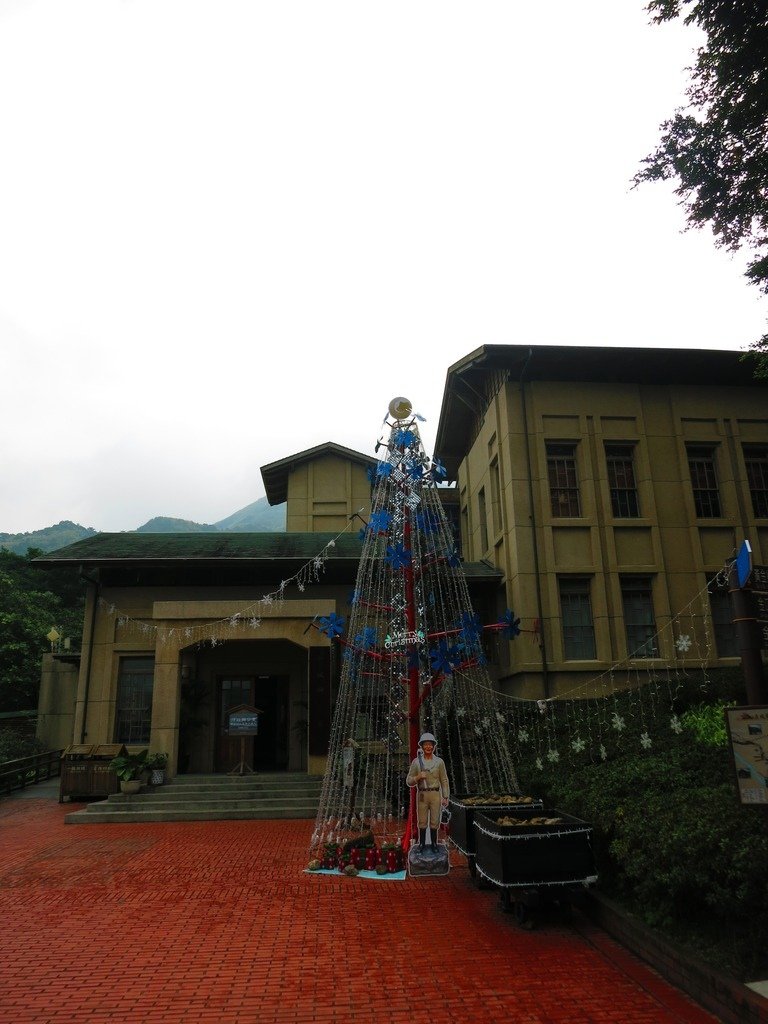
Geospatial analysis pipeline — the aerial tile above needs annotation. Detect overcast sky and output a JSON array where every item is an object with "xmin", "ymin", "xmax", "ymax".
[{"xmin": 1, "ymin": 1, "xmax": 765, "ymax": 535}]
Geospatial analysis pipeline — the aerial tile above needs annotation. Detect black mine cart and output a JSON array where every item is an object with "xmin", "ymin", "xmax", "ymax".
[
  {"xmin": 474, "ymin": 807, "xmax": 598, "ymax": 924},
  {"xmin": 448, "ymin": 794, "xmax": 544, "ymax": 876}
]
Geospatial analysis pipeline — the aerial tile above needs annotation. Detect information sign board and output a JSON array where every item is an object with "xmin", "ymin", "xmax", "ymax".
[
  {"xmin": 725, "ymin": 706, "xmax": 768, "ymax": 805},
  {"xmin": 227, "ymin": 705, "xmax": 261, "ymax": 736}
]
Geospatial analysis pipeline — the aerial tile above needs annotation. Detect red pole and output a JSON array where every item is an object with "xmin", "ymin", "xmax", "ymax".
[{"xmin": 402, "ymin": 515, "xmax": 420, "ymax": 852}]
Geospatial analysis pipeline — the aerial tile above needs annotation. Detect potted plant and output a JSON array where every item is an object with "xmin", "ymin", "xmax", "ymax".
[
  {"xmin": 145, "ymin": 751, "xmax": 168, "ymax": 785},
  {"xmin": 109, "ymin": 749, "xmax": 148, "ymax": 794}
]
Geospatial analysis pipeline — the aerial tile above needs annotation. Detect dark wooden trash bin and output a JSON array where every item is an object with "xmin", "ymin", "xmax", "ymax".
[{"xmin": 59, "ymin": 744, "xmax": 126, "ymax": 802}]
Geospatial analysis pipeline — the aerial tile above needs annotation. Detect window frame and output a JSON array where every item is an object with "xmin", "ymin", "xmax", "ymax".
[
  {"xmin": 114, "ymin": 656, "xmax": 155, "ymax": 745},
  {"xmin": 743, "ymin": 444, "xmax": 768, "ymax": 519},
  {"xmin": 546, "ymin": 442, "xmax": 581, "ymax": 518},
  {"xmin": 605, "ymin": 442, "xmax": 640, "ymax": 518},
  {"xmin": 686, "ymin": 443, "xmax": 722, "ymax": 518},
  {"xmin": 558, "ymin": 576, "xmax": 597, "ymax": 660},
  {"xmin": 620, "ymin": 576, "xmax": 659, "ymax": 659}
]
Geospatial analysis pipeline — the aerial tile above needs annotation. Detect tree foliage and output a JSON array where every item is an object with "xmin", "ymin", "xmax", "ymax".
[
  {"xmin": 635, "ymin": 1, "xmax": 768, "ymax": 376},
  {"xmin": 0, "ymin": 550, "xmax": 85, "ymax": 712}
]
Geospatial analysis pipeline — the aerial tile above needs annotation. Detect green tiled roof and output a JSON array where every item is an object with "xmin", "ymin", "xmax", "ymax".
[
  {"xmin": 33, "ymin": 532, "xmax": 364, "ymax": 565},
  {"xmin": 32, "ymin": 532, "xmax": 501, "ymax": 579}
]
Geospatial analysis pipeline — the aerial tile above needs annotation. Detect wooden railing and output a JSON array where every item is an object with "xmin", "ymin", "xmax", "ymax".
[{"xmin": 0, "ymin": 750, "xmax": 63, "ymax": 797}]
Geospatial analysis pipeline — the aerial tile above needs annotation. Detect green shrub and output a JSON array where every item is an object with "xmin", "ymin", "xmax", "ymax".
[
  {"xmin": 0, "ymin": 730, "xmax": 47, "ymax": 764},
  {"xmin": 516, "ymin": 684, "xmax": 768, "ymax": 980}
]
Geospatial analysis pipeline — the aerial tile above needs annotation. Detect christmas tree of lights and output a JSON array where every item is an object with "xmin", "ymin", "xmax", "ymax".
[{"xmin": 309, "ymin": 398, "xmax": 519, "ymax": 864}]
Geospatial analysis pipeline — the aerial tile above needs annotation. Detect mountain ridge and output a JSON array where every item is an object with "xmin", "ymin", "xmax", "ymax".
[{"xmin": 0, "ymin": 497, "xmax": 287, "ymax": 554}]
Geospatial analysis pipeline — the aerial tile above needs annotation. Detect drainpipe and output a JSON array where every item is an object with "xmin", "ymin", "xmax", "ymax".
[
  {"xmin": 79, "ymin": 570, "xmax": 100, "ymax": 743},
  {"xmin": 519, "ymin": 349, "xmax": 550, "ymax": 698}
]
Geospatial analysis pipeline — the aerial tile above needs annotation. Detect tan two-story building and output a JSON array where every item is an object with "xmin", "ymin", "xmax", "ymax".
[{"xmin": 434, "ymin": 345, "xmax": 768, "ymax": 698}]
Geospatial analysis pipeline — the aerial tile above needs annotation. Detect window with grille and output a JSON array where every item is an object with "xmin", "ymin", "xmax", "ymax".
[
  {"xmin": 620, "ymin": 577, "xmax": 658, "ymax": 657},
  {"xmin": 744, "ymin": 444, "xmax": 768, "ymax": 519},
  {"xmin": 478, "ymin": 486, "xmax": 489, "ymax": 553},
  {"xmin": 708, "ymin": 579, "xmax": 737, "ymax": 657},
  {"xmin": 559, "ymin": 577, "xmax": 596, "ymax": 659},
  {"xmin": 687, "ymin": 444, "xmax": 721, "ymax": 518},
  {"xmin": 606, "ymin": 443, "xmax": 640, "ymax": 518},
  {"xmin": 547, "ymin": 442, "xmax": 581, "ymax": 517},
  {"xmin": 115, "ymin": 657, "xmax": 155, "ymax": 744}
]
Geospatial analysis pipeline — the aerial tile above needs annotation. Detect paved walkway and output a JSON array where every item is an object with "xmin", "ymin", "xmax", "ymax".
[{"xmin": 0, "ymin": 787, "xmax": 718, "ymax": 1024}]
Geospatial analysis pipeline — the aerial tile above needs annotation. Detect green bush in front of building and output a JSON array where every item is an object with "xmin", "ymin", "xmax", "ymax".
[{"xmin": 516, "ymin": 670, "xmax": 768, "ymax": 981}]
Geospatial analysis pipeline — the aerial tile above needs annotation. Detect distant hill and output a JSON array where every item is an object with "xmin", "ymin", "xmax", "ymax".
[
  {"xmin": 0, "ymin": 521, "xmax": 98, "ymax": 554},
  {"xmin": 1, "ymin": 498, "xmax": 287, "ymax": 553},
  {"xmin": 215, "ymin": 497, "xmax": 286, "ymax": 532},
  {"xmin": 136, "ymin": 517, "xmax": 219, "ymax": 533}
]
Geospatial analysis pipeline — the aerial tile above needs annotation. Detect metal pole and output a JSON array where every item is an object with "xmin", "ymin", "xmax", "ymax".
[{"xmin": 728, "ymin": 562, "xmax": 768, "ymax": 705}]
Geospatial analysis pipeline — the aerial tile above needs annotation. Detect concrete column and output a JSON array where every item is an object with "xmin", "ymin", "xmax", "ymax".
[{"xmin": 149, "ymin": 641, "xmax": 182, "ymax": 778}]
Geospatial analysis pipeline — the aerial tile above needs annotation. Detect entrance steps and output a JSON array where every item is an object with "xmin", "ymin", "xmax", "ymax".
[{"xmin": 64, "ymin": 772, "xmax": 324, "ymax": 825}]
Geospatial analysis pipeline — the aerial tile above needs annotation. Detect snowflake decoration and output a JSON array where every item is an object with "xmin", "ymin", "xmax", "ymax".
[
  {"xmin": 445, "ymin": 548, "xmax": 462, "ymax": 568},
  {"xmin": 429, "ymin": 639, "xmax": 459, "ymax": 675},
  {"xmin": 498, "ymin": 609, "xmax": 521, "ymax": 639},
  {"xmin": 354, "ymin": 626, "xmax": 377, "ymax": 651},
  {"xmin": 675, "ymin": 634, "xmax": 692, "ymax": 653},
  {"xmin": 535, "ymin": 757, "xmax": 544, "ymax": 771},
  {"xmin": 262, "ymin": 595, "xmax": 274, "ymax": 607},
  {"xmin": 210, "ymin": 637, "xmax": 220, "ymax": 648},
  {"xmin": 394, "ymin": 428, "xmax": 415, "ymax": 448},
  {"xmin": 481, "ymin": 716, "xmax": 491, "ymax": 729},
  {"xmin": 517, "ymin": 728, "xmax": 530, "ymax": 743},
  {"xmin": 640, "ymin": 732, "xmax": 652, "ymax": 750},
  {"xmin": 599, "ymin": 744, "xmax": 608, "ymax": 761},
  {"xmin": 229, "ymin": 615, "xmax": 240, "ymax": 628},
  {"xmin": 611, "ymin": 711, "xmax": 626, "ymax": 732},
  {"xmin": 474, "ymin": 726, "xmax": 483, "ymax": 736},
  {"xmin": 368, "ymin": 510, "xmax": 393, "ymax": 535},
  {"xmin": 496, "ymin": 712, "xmax": 505, "ymax": 723},
  {"xmin": 456, "ymin": 707, "xmax": 466, "ymax": 718},
  {"xmin": 431, "ymin": 458, "xmax": 447, "ymax": 480},
  {"xmin": 297, "ymin": 581, "xmax": 305, "ymax": 592},
  {"xmin": 670, "ymin": 714, "xmax": 683, "ymax": 734},
  {"xmin": 385, "ymin": 543, "xmax": 412, "ymax": 570},
  {"xmin": 184, "ymin": 627, "xmax": 193, "ymax": 639},
  {"xmin": 546, "ymin": 748, "xmax": 560, "ymax": 763},
  {"xmin": 248, "ymin": 617, "xmax": 261, "ymax": 630},
  {"xmin": 571, "ymin": 736, "xmax": 586, "ymax": 753},
  {"xmin": 318, "ymin": 613, "xmax": 345, "ymax": 639},
  {"xmin": 313, "ymin": 556, "xmax": 324, "ymax": 571},
  {"xmin": 458, "ymin": 612, "xmax": 483, "ymax": 643}
]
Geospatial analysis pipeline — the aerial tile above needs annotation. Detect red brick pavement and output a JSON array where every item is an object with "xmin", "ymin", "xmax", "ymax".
[{"xmin": 0, "ymin": 795, "xmax": 718, "ymax": 1024}]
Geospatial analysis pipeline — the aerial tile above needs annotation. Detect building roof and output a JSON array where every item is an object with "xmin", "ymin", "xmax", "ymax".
[
  {"xmin": 33, "ymin": 532, "xmax": 365, "ymax": 567},
  {"xmin": 260, "ymin": 442, "xmax": 377, "ymax": 506},
  {"xmin": 434, "ymin": 344, "xmax": 766, "ymax": 476},
  {"xmin": 32, "ymin": 532, "xmax": 501, "ymax": 581}
]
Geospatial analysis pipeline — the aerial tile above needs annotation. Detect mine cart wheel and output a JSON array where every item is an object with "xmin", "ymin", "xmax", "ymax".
[
  {"xmin": 558, "ymin": 898, "xmax": 573, "ymax": 924},
  {"xmin": 513, "ymin": 899, "xmax": 534, "ymax": 928}
]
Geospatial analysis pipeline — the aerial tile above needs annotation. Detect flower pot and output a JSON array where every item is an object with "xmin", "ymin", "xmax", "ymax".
[{"xmin": 120, "ymin": 779, "xmax": 142, "ymax": 795}]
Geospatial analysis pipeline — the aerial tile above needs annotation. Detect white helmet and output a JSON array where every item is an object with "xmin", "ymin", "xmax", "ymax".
[{"xmin": 418, "ymin": 732, "xmax": 437, "ymax": 747}]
